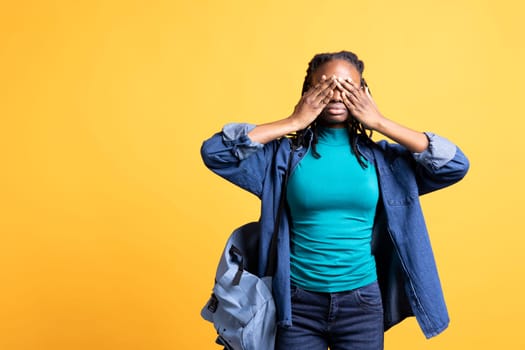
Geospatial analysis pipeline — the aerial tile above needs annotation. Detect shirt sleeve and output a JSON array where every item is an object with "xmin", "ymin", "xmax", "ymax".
[
  {"xmin": 410, "ymin": 132, "xmax": 469, "ymax": 195},
  {"xmin": 201, "ymin": 122, "xmax": 277, "ymax": 198},
  {"xmin": 412, "ymin": 132, "xmax": 458, "ymax": 171},
  {"xmin": 222, "ymin": 123, "xmax": 264, "ymax": 160}
]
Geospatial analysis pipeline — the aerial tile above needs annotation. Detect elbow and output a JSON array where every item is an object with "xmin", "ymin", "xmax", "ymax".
[
  {"xmin": 454, "ymin": 147, "xmax": 470, "ymax": 180},
  {"xmin": 200, "ymin": 138, "xmax": 219, "ymax": 170},
  {"xmin": 200, "ymin": 133, "xmax": 239, "ymax": 170}
]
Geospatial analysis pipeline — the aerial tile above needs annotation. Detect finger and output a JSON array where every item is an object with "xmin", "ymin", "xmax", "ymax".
[
  {"xmin": 322, "ymin": 75, "xmax": 338, "ymax": 90},
  {"xmin": 364, "ymin": 86, "xmax": 375, "ymax": 102},
  {"xmin": 340, "ymin": 77, "xmax": 359, "ymax": 91},
  {"xmin": 342, "ymin": 90, "xmax": 362, "ymax": 109},
  {"xmin": 336, "ymin": 78, "xmax": 361, "ymax": 100},
  {"xmin": 321, "ymin": 89, "xmax": 334, "ymax": 105},
  {"xmin": 316, "ymin": 75, "xmax": 328, "ymax": 88},
  {"xmin": 335, "ymin": 79, "xmax": 345, "ymax": 93},
  {"xmin": 341, "ymin": 82, "xmax": 360, "ymax": 101},
  {"xmin": 304, "ymin": 79, "xmax": 326, "ymax": 100},
  {"xmin": 363, "ymin": 86, "xmax": 372, "ymax": 100},
  {"xmin": 313, "ymin": 76, "xmax": 337, "ymax": 101},
  {"xmin": 341, "ymin": 91, "xmax": 356, "ymax": 110},
  {"xmin": 303, "ymin": 75, "xmax": 328, "ymax": 97}
]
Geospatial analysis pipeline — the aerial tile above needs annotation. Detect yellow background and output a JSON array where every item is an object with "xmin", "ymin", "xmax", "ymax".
[{"xmin": 1, "ymin": 0, "xmax": 524, "ymax": 349}]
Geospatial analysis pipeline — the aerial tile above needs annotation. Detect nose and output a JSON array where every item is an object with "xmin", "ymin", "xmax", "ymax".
[{"xmin": 332, "ymin": 87, "xmax": 342, "ymax": 102}]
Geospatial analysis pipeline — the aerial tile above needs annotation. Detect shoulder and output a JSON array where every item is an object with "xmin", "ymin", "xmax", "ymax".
[
  {"xmin": 374, "ymin": 138, "xmax": 411, "ymax": 157},
  {"xmin": 356, "ymin": 136, "xmax": 412, "ymax": 165}
]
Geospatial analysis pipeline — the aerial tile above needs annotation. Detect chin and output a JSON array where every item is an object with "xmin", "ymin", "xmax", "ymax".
[{"xmin": 318, "ymin": 112, "xmax": 349, "ymax": 126}]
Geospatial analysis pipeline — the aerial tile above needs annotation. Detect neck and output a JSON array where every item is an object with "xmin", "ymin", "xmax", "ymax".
[
  {"xmin": 317, "ymin": 124, "xmax": 350, "ymax": 146},
  {"xmin": 318, "ymin": 121, "xmax": 347, "ymax": 129}
]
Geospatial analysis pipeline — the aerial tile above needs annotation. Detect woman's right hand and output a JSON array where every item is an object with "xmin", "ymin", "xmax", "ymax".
[
  {"xmin": 246, "ymin": 75, "xmax": 337, "ymax": 145},
  {"xmin": 289, "ymin": 75, "xmax": 338, "ymax": 130}
]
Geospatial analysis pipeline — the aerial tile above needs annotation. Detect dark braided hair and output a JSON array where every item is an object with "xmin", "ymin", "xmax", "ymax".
[{"xmin": 295, "ymin": 51, "xmax": 373, "ymax": 168}]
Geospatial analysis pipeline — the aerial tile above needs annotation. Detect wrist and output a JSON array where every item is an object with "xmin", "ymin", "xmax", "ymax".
[
  {"xmin": 286, "ymin": 114, "xmax": 305, "ymax": 132},
  {"xmin": 370, "ymin": 114, "xmax": 389, "ymax": 133}
]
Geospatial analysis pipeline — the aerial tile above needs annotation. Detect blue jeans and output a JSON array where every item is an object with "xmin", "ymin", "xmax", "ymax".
[{"xmin": 275, "ymin": 281, "xmax": 384, "ymax": 350}]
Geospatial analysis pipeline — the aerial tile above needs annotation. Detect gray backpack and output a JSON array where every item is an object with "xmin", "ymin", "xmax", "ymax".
[
  {"xmin": 201, "ymin": 222, "xmax": 276, "ymax": 350},
  {"xmin": 201, "ymin": 143, "xmax": 295, "ymax": 350}
]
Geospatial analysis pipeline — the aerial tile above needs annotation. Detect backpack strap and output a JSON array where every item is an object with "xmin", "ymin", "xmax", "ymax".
[
  {"xmin": 264, "ymin": 142, "xmax": 296, "ymax": 277},
  {"xmin": 229, "ymin": 245, "xmax": 244, "ymax": 285}
]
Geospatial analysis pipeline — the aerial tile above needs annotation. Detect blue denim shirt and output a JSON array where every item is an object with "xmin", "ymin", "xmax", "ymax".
[{"xmin": 201, "ymin": 123, "xmax": 469, "ymax": 339}]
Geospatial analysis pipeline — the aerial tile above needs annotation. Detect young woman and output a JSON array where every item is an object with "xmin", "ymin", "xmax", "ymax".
[{"xmin": 201, "ymin": 51, "xmax": 469, "ymax": 350}]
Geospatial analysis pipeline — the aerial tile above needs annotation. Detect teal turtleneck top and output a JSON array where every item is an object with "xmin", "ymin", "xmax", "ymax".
[{"xmin": 286, "ymin": 126, "xmax": 379, "ymax": 292}]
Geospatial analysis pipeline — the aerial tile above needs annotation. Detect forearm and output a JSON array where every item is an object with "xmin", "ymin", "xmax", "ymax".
[
  {"xmin": 373, "ymin": 116, "xmax": 429, "ymax": 153},
  {"xmin": 247, "ymin": 76, "xmax": 338, "ymax": 144},
  {"xmin": 337, "ymin": 79, "xmax": 429, "ymax": 153},
  {"xmin": 247, "ymin": 116, "xmax": 299, "ymax": 144}
]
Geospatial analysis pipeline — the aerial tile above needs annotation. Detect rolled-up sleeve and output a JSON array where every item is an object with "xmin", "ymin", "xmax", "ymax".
[
  {"xmin": 407, "ymin": 132, "xmax": 469, "ymax": 195},
  {"xmin": 412, "ymin": 132, "xmax": 458, "ymax": 171},
  {"xmin": 222, "ymin": 123, "xmax": 264, "ymax": 160},
  {"xmin": 201, "ymin": 122, "xmax": 275, "ymax": 197}
]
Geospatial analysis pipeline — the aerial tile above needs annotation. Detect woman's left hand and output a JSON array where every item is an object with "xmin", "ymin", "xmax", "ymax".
[
  {"xmin": 336, "ymin": 78, "xmax": 385, "ymax": 131},
  {"xmin": 337, "ymin": 77, "xmax": 429, "ymax": 153}
]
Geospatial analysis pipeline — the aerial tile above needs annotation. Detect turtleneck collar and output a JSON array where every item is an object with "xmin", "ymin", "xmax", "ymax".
[{"xmin": 317, "ymin": 126, "xmax": 350, "ymax": 146}]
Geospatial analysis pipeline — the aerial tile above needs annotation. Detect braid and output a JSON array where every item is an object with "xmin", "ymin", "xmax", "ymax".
[{"xmin": 295, "ymin": 50, "xmax": 373, "ymax": 168}]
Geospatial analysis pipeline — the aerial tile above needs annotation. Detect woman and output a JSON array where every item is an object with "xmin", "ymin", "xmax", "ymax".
[{"xmin": 201, "ymin": 51, "xmax": 469, "ymax": 350}]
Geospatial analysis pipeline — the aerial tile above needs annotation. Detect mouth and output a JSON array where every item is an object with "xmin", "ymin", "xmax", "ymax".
[{"xmin": 325, "ymin": 102, "xmax": 347, "ymax": 114}]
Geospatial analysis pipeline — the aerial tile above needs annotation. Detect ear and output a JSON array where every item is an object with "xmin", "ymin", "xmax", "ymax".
[
  {"xmin": 364, "ymin": 85, "xmax": 378, "ymax": 109},
  {"xmin": 361, "ymin": 78, "xmax": 371, "ymax": 96}
]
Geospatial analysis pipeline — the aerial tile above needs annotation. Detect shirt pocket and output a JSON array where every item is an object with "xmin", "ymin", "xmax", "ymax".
[{"xmin": 379, "ymin": 157, "xmax": 419, "ymax": 207}]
